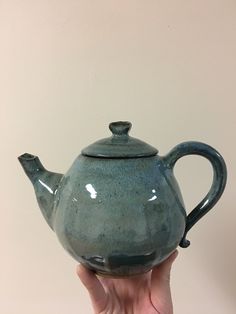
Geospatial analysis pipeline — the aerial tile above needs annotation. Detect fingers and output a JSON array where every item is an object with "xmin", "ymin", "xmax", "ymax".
[
  {"xmin": 76, "ymin": 264, "xmax": 107, "ymax": 313},
  {"xmin": 150, "ymin": 250, "xmax": 178, "ymax": 311},
  {"xmin": 152, "ymin": 250, "xmax": 178, "ymax": 284}
]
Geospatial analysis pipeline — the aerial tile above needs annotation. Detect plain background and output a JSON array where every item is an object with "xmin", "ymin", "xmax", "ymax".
[{"xmin": 1, "ymin": 1, "xmax": 236, "ymax": 313}]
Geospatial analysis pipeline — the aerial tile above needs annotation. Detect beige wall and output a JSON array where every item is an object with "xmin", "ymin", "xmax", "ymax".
[{"xmin": 1, "ymin": 1, "xmax": 236, "ymax": 313}]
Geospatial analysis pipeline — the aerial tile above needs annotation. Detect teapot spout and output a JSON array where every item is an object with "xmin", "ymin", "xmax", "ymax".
[
  {"xmin": 18, "ymin": 153, "xmax": 46, "ymax": 183},
  {"xmin": 18, "ymin": 153, "xmax": 63, "ymax": 230}
]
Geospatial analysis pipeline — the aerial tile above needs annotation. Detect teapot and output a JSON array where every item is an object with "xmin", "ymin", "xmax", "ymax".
[{"xmin": 18, "ymin": 121, "xmax": 227, "ymax": 277}]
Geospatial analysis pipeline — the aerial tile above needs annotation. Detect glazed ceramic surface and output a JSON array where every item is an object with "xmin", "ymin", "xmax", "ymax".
[{"xmin": 18, "ymin": 121, "xmax": 227, "ymax": 277}]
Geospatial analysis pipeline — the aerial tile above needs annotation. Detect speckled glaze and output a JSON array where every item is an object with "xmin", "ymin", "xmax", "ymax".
[{"xmin": 18, "ymin": 121, "xmax": 227, "ymax": 277}]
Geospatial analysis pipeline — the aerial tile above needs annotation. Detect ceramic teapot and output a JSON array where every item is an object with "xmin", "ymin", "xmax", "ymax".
[{"xmin": 18, "ymin": 121, "xmax": 227, "ymax": 277}]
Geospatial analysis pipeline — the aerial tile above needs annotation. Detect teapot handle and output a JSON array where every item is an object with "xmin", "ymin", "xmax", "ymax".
[{"xmin": 163, "ymin": 141, "xmax": 227, "ymax": 248}]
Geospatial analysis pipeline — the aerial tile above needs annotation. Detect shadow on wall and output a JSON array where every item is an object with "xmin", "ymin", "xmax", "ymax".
[{"xmin": 200, "ymin": 204, "xmax": 236, "ymax": 302}]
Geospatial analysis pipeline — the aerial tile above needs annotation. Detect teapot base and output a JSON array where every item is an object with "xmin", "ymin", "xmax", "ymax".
[
  {"xmin": 80, "ymin": 250, "xmax": 158, "ymax": 277},
  {"xmin": 79, "ymin": 249, "xmax": 177, "ymax": 277},
  {"xmin": 95, "ymin": 268, "xmax": 151, "ymax": 278}
]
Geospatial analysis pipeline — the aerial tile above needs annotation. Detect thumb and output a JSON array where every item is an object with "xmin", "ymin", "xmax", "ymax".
[
  {"xmin": 150, "ymin": 250, "xmax": 178, "ymax": 311},
  {"xmin": 76, "ymin": 264, "xmax": 107, "ymax": 313}
]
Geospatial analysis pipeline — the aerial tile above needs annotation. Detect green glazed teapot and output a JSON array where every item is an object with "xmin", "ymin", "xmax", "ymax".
[{"xmin": 18, "ymin": 121, "xmax": 227, "ymax": 277}]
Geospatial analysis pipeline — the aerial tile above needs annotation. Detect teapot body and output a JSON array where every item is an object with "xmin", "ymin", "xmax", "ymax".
[{"xmin": 53, "ymin": 155, "xmax": 186, "ymax": 277}]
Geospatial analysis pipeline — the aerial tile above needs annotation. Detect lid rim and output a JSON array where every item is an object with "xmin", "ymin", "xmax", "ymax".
[{"xmin": 81, "ymin": 151, "xmax": 158, "ymax": 158}]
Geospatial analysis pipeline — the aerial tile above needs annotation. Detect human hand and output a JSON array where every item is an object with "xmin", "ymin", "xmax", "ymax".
[{"xmin": 76, "ymin": 250, "xmax": 178, "ymax": 314}]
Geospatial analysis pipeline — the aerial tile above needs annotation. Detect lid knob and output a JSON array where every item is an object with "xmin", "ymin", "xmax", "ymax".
[{"xmin": 109, "ymin": 121, "xmax": 132, "ymax": 136}]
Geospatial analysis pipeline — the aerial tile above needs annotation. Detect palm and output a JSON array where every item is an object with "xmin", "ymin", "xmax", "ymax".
[
  {"xmin": 96, "ymin": 273, "xmax": 168, "ymax": 314},
  {"xmin": 77, "ymin": 251, "xmax": 177, "ymax": 314}
]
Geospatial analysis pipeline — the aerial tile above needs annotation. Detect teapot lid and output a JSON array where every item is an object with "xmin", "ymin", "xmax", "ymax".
[{"xmin": 82, "ymin": 121, "xmax": 158, "ymax": 158}]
